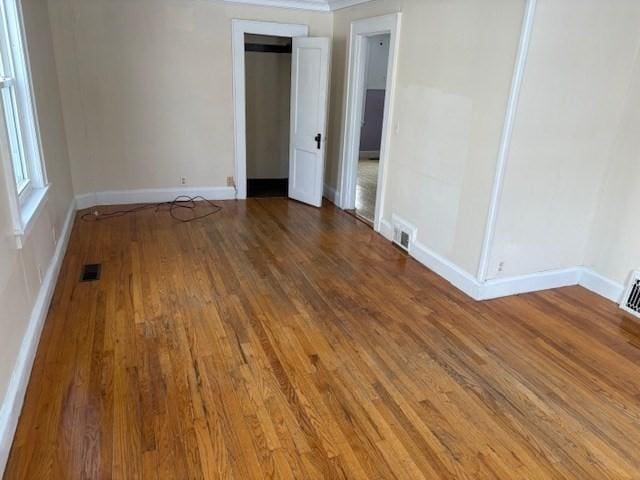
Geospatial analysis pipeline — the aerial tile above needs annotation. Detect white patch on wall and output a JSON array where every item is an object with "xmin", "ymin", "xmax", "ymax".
[
  {"xmin": 392, "ymin": 214, "xmax": 417, "ymax": 252},
  {"xmin": 620, "ymin": 270, "xmax": 640, "ymax": 318},
  {"xmin": 396, "ymin": 86, "xmax": 471, "ymax": 185}
]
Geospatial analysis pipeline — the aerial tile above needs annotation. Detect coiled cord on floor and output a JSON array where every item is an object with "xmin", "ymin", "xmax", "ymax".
[{"xmin": 80, "ymin": 196, "xmax": 222, "ymax": 223}]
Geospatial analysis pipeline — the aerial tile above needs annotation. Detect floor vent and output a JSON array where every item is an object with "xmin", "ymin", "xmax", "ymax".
[
  {"xmin": 621, "ymin": 271, "xmax": 640, "ymax": 318},
  {"xmin": 391, "ymin": 214, "xmax": 417, "ymax": 253},
  {"xmin": 81, "ymin": 264, "xmax": 102, "ymax": 282}
]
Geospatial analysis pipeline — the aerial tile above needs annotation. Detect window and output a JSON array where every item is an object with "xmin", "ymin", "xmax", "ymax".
[{"xmin": 0, "ymin": 0, "xmax": 46, "ymax": 216}]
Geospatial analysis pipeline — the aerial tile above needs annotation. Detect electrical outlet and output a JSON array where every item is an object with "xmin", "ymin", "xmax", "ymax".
[
  {"xmin": 227, "ymin": 176, "xmax": 235, "ymax": 187},
  {"xmin": 181, "ymin": 176, "xmax": 187, "ymax": 185},
  {"xmin": 498, "ymin": 261, "xmax": 505, "ymax": 273}
]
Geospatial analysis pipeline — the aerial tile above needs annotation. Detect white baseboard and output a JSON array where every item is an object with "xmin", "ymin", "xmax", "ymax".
[
  {"xmin": 479, "ymin": 268, "xmax": 582, "ymax": 300},
  {"xmin": 579, "ymin": 268, "xmax": 625, "ymax": 304},
  {"xmin": 0, "ymin": 199, "xmax": 76, "ymax": 475},
  {"xmin": 76, "ymin": 186, "xmax": 236, "ymax": 209},
  {"xmin": 323, "ymin": 184, "xmax": 340, "ymax": 205},
  {"xmin": 379, "ymin": 218, "xmax": 394, "ymax": 241},
  {"xmin": 378, "ymin": 218, "xmax": 624, "ymax": 304},
  {"xmin": 409, "ymin": 240, "xmax": 483, "ymax": 300}
]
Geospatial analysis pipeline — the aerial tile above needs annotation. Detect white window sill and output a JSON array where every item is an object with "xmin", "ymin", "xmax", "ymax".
[{"xmin": 14, "ymin": 184, "xmax": 50, "ymax": 249}]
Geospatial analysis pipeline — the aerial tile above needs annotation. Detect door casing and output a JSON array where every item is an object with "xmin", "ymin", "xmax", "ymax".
[
  {"xmin": 231, "ymin": 20, "xmax": 308, "ymax": 199},
  {"xmin": 338, "ymin": 13, "xmax": 402, "ymax": 233}
]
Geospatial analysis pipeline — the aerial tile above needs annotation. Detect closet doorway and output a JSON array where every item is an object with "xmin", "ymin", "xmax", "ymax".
[{"xmin": 245, "ymin": 34, "xmax": 292, "ymax": 198}]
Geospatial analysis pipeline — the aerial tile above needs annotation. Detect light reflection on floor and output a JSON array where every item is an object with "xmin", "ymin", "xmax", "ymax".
[{"xmin": 356, "ymin": 158, "xmax": 378, "ymax": 222}]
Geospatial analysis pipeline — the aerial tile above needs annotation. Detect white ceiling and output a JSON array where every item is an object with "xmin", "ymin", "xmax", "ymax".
[{"xmin": 224, "ymin": 0, "xmax": 373, "ymax": 12}]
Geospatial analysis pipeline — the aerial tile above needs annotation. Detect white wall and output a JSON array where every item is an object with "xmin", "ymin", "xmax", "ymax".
[
  {"xmin": 487, "ymin": 0, "xmax": 640, "ymax": 280},
  {"xmin": 327, "ymin": 0, "xmax": 525, "ymax": 275},
  {"xmin": 46, "ymin": 0, "xmax": 332, "ymax": 195},
  {"xmin": 585, "ymin": 41, "xmax": 640, "ymax": 288},
  {"xmin": 0, "ymin": 0, "xmax": 74, "ymax": 467}
]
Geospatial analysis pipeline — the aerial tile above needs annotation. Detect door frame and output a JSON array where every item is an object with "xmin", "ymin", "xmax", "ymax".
[
  {"xmin": 338, "ymin": 13, "xmax": 402, "ymax": 232},
  {"xmin": 232, "ymin": 19, "xmax": 309, "ymax": 199}
]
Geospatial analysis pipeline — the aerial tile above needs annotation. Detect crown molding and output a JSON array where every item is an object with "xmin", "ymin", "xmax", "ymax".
[
  {"xmin": 327, "ymin": 0, "xmax": 373, "ymax": 10},
  {"xmin": 224, "ymin": 0, "xmax": 373, "ymax": 12}
]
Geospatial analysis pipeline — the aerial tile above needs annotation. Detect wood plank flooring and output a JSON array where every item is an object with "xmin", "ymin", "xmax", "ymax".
[{"xmin": 5, "ymin": 198, "xmax": 640, "ymax": 479}]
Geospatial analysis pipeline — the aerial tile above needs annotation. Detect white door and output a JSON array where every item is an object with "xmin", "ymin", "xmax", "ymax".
[{"xmin": 289, "ymin": 37, "xmax": 331, "ymax": 207}]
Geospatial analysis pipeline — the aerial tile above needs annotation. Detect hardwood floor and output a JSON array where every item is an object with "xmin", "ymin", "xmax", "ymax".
[
  {"xmin": 355, "ymin": 158, "xmax": 378, "ymax": 222},
  {"xmin": 5, "ymin": 198, "xmax": 640, "ymax": 479}
]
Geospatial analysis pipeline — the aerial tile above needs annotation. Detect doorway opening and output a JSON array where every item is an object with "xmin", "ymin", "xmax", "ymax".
[
  {"xmin": 355, "ymin": 34, "xmax": 390, "ymax": 223},
  {"xmin": 244, "ymin": 34, "xmax": 292, "ymax": 198},
  {"xmin": 339, "ymin": 14, "xmax": 402, "ymax": 232},
  {"xmin": 231, "ymin": 20, "xmax": 308, "ymax": 200},
  {"xmin": 232, "ymin": 20, "xmax": 331, "ymax": 208}
]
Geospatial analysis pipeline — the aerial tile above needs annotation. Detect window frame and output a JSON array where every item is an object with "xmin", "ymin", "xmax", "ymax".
[{"xmin": 0, "ymin": 0, "xmax": 49, "ymax": 246}]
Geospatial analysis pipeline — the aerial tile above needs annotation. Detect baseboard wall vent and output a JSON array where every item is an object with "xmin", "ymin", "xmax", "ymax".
[
  {"xmin": 620, "ymin": 270, "xmax": 640, "ymax": 318},
  {"xmin": 391, "ymin": 215, "xmax": 417, "ymax": 253}
]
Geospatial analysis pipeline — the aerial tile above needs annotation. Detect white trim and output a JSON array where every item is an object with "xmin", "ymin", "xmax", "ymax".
[
  {"xmin": 480, "ymin": 268, "xmax": 581, "ymax": 300},
  {"xmin": 476, "ymin": 0, "xmax": 537, "ymax": 282},
  {"xmin": 323, "ymin": 183, "xmax": 339, "ymax": 204},
  {"xmin": 232, "ymin": 20, "xmax": 309, "ymax": 200},
  {"xmin": 379, "ymin": 218, "xmax": 482, "ymax": 299},
  {"xmin": 1, "ymin": 0, "xmax": 47, "ymax": 189},
  {"xmin": 225, "ymin": 0, "xmax": 329, "ymax": 11},
  {"xmin": 0, "ymin": 198, "xmax": 75, "ymax": 475},
  {"xmin": 338, "ymin": 13, "xmax": 402, "ymax": 235},
  {"xmin": 402, "ymin": 243, "xmax": 621, "ymax": 302},
  {"xmin": 380, "ymin": 216, "xmax": 624, "ymax": 303},
  {"xmin": 328, "ymin": 0, "xmax": 373, "ymax": 10},
  {"xmin": 410, "ymin": 240, "xmax": 483, "ymax": 300},
  {"xmin": 12, "ymin": 0, "xmax": 48, "ymax": 187},
  {"xmin": 580, "ymin": 268, "xmax": 625, "ymax": 304},
  {"xmin": 379, "ymin": 218, "xmax": 393, "ymax": 241},
  {"xmin": 15, "ymin": 185, "xmax": 50, "ymax": 248},
  {"xmin": 0, "ymin": 0, "xmax": 49, "ymax": 246},
  {"xmin": 223, "ymin": 0, "xmax": 373, "ymax": 11},
  {"xmin": 75, "ymin": 186, "xmax": 236, "ymax": 209}
]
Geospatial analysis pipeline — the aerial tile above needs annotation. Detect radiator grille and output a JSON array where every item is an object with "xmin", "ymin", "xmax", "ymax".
[
  {"xmin": 625, "ymin": 279, "xmax": 640, "ymax": 313},
  {"xmin": 391, "ymin": 215, "xmax": 416, "ymax": 253},
  {"xmin": 621, "ymin": 271, "xmax": 640, "ymax": 318}
]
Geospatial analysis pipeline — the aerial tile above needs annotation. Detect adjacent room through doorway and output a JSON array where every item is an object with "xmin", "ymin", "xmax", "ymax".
[
  {"xmin": 355, "ymin": 34, "xmax": 390, "ymax": 223},
  {"xmin": 244, "ymin": 34, "xmax": 292, "ymax": 197}
]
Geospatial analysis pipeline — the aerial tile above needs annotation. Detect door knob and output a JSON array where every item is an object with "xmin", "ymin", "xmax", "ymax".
[{"xmin": 315, "ymin": 133, "xmax": 322, "ymax": 150}]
